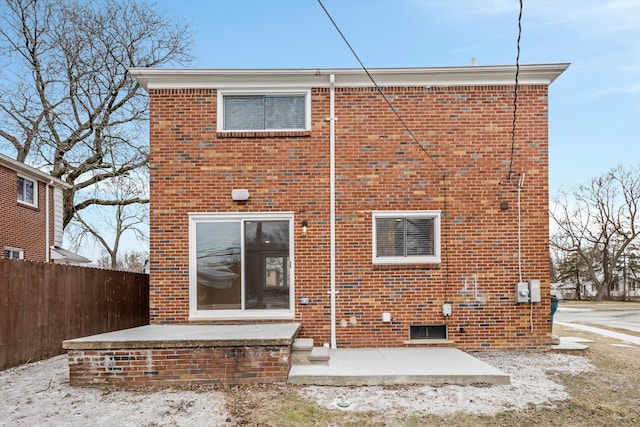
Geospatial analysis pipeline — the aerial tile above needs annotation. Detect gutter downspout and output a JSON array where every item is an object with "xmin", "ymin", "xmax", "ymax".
[
  {"xmin": 329, "ymin": 74, "xmax": 337, "ymax": 349},
  {"xmin": 45, "ymin": 181, "xmax": 51, "ymax": 262}
]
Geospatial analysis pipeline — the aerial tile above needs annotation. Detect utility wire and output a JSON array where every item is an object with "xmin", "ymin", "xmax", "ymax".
[
  {"xmin": 508, "ymin": 0, "xmax": 523, "ymax": 184},
  {"xmin": 316, "ymin": 0, "xmax": 446, "ymax": 177},
  {"xmin": 508, "ymin": 0, "xmax": 532, "ymax": 332},
  {"xmin": 316, "ymin": 0, "xmax": 450, "ymax": 291}
]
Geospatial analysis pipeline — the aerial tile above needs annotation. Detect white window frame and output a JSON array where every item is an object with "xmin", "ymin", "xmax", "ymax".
[
  {"xmin": 217, "ymin": 89, "xmax": 311, "ymax": 132},
  {"xmin": 17, "ymin": 174, "xmax": 38, "ymax": 207},
  {"xmin": 3, "ymin": 246, "xmax": 24, "ymax": 260},
  {"xmin": 188, "ymin": 212, "xmax": 295, "ymax": 321},
  {"xmin": 372, "ymin": 210, "xmax": 441, "ymax": 265}
]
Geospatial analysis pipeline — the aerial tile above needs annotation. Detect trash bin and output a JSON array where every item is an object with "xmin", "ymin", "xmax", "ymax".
[
  {"xmin": 550, "ymin": 295, "xmax": 560, "ymax": 345},
  {"xmin": 550, "ymin": 295, "xmax": 559, "ymax": 325}
]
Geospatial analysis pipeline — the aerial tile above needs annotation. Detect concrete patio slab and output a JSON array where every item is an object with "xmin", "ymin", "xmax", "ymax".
[
  {"xmin": 64, "ymin": 324, "xmax": 302, "ymax": 387},
  {"xmin": 63, "ymin": 323, "xmax": 301, "ymax": 350},
  {"xmin": 551, "ymin": 337, "xmax": 589, "ymax": 351},
  {"xmin": 288, "ymin": 347, "xmax": 510, "ymax": 386},
  {"xmin": 63, "ymin": 325, "xmax": 512, "ymax": 387},
  {"xmin": 561, "ymin": 336, "xmax": 594, "ymax": 343}
]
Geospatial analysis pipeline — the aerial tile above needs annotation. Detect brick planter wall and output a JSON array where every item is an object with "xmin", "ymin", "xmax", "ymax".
[{"xmin": 67, "ymin": 345, "xmax": 292, "ymax": 387}]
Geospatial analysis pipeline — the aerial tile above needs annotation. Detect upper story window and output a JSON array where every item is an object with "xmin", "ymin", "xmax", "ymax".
[
  {"xmin": 218, "ymin": 90, "xmax": 310, "ymax": 132},
  {"xmin": 17, "ymin": 175, "xmax": 37, "ymax": 207},
  {"xmin": 372, "ymin": 211, "xmax": 441, "ymax": 265}
]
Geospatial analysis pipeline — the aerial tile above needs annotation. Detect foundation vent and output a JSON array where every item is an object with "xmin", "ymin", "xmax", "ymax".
[{"xmin": 409, "ymin": 324, "xmax": 447, "ymax": 340}]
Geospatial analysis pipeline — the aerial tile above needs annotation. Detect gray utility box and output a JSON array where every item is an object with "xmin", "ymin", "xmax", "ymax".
[{"xmin": 516, "ymin": 280, "xmax": 541, "ymax": 303}]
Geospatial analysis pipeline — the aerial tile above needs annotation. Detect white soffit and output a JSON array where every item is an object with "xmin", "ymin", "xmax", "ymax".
[{"xmin": 129, "ymin": 63, "xmax": 570, "ymax": 90}]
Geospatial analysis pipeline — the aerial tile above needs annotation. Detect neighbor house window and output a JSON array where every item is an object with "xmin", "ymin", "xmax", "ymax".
[
  {"xmin": 17, "ymin": 175, "xmax": 37, "ymax": 207},
  {"xmin": 372, "ymin": 211, "xmax": 441, "ymax": 264},
  {"xmin": 218, "ymin": 90, "xmax": 310, "ymax": 131},
  {"xmin": 3, "ymin": 247, "xmax": 24, "ymax": 259},
  {"xmin": 611, "ymin": 280, "xmax": 619, "ymax": 292},
  {"xmin": 189, "ymin": 212, "xmax": 294, "ymax": 319}
]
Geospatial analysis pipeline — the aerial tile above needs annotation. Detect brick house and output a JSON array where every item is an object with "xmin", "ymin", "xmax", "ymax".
[
  {"xmin": 0, "ymin": 153, "xmax": 89, "ymax": 264},
  {"xmin": 130, "ymin": 63, "xmax": 568, "ymax": 351}
]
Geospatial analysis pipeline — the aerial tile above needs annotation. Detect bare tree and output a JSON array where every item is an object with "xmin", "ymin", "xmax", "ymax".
[
  {"xmin": 68, "ymin": 168, "xmax": 148, "ymax": 269},
  {"xmin": 551, "ymin": 248, "xmax": 583, "ymax": 299},
  {"xmin": 550, "ymin": 164, "xmax": 640, "ymax": 301},
  {"xmin": 0, "ymin": 0, "xmax": 192, "ymax": 250}
]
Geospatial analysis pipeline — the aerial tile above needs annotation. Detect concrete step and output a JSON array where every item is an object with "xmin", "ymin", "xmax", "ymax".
[
  {"xmin": 292, "ymin": 338, "xmax": 314, "ymax": 351},
  {"xmin": 291, "ymin": 338, "xmax": 314, "ymax": 365},
  {"xmin": 308, "ymin": 346, "xmax": 330, "ymax": 365},
  {"xmin": 291, "ymin": 339, "xmax": 332, "ymax": 366}
]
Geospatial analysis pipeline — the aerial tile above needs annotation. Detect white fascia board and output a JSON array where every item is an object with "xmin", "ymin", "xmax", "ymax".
[
  {"xmin": 129, "ymin": 63, "xmax": 570, "ymax": 90},
  {"xmin": 0, "ymin": 153, "xmax": 72, "ymax": 189},
  {"xmin": 49, "ymin": 246, "xmax": 92, "ymax": 263}
]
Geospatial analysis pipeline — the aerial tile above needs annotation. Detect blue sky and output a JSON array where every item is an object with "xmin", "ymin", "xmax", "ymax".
[
  {"xmin": 5, "ymin": 0, "xmax": 637, "ymax": 261},
  {"xmin": 157, "ymin": 0, "xmax": 640, "ymax": 196}
]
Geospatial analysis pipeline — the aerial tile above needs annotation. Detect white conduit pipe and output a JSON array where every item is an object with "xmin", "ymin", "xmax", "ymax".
[
  {"xmin": 45, "ymin": 181, "xmax": 51, "ymax": 262},
  {"xmin": 329, "ymin": 74, "xmax": 337, "ymax": 349},
  {"xmin": 516, "ymin": 174, "xmax": 533, "ymax": 332}
]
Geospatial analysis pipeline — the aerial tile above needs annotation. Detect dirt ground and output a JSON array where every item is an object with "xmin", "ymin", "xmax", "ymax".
[{"xmin": 1, "ymin": 323, "xmax": 639, "ymax": 426}]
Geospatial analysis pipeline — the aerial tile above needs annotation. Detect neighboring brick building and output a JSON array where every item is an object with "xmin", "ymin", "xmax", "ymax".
[
  {"xmin": 131, "ymin": 63, "xmax": 568, "ymax": 351},
  {"xmin": 0, "ymin": 153, "xmax": 89, "ymax": 264}
]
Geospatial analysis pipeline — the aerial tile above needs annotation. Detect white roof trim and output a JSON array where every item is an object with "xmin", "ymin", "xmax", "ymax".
[
  {"xmin": 50, "ymin": 246, "xmax": 92, "ymax": 263},
  {"xmin": 129, "ymin": 63, "xmax": 570, "ymax": 90},
  {"xmin": 0, "ymin": 153, "xmax": 72, "ymax": 189}
]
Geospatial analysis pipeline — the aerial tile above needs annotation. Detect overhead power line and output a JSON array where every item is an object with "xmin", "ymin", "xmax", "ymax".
[
  {"xmin": 508, "ymin": 0, "xmax": 524, "ymax": 184},
  {"xmin": 316, "ymin": 0, "xmax": 446, "ymax": 177}
]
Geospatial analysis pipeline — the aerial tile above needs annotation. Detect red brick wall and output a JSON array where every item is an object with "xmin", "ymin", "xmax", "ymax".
[
  {"xmin": 67, "ymin": 345, "xmax": 291, "ymax": 387},
  {"xmin": 0, "ymin": 165, "xmax": 53, "ymax": 262},
  {"xmin": 148, "ymin": 84, "xmax": 551, "ymax": 350}
]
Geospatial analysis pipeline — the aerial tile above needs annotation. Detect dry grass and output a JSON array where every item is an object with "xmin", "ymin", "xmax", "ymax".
[
  {"xmin": 223, "ymin": 324, "xmax": 640, "ymax": 426},
  {"xmin": 559, "ymin": 300, "xmax": 640, "ymax": 311}
]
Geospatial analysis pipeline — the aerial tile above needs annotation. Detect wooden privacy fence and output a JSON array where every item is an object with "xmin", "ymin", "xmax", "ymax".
[{"xmin": 0, "ymin": 258, "xmax": 149, "ymax": 371}]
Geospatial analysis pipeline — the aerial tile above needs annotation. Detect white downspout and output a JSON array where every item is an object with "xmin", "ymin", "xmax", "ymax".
[
  {"xmin": 329, "ymin": 74, "xmax": 337, "ymax": 349},
  {"xmin": 45, "ymin": 181, "xmax": 51, "ymax": 262}
]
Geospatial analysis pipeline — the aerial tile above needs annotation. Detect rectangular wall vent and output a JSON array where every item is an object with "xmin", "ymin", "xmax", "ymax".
[{"xmin": 409, "ymin": 324, "xmax": 447, "ymax": 340}]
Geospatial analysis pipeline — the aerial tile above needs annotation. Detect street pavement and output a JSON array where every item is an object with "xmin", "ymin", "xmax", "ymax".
[
  {"xmin": 554, "ymin": 302, "xmax": 640, "ymax": 345},
  {"xmin": 555, "ymin": 322, "xmax": 640, "ymax": 345},
  {"xmin": 555, "ymin": 305, "xmax": 640, "ymax": 333}
]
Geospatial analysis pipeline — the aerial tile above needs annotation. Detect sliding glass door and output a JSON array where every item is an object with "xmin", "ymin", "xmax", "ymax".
[{"xmin": 190, "ymin": 213, "xmax": 293, "ymax": 319}]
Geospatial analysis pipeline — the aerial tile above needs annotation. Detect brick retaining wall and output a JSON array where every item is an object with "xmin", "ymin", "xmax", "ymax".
[{"xmin": 67, "ymin": 345, "xmax": 292, "ymax": 387}]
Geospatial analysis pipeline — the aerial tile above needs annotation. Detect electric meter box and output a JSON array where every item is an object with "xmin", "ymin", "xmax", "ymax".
[
  {"xmin": 516, "ymin": 282, "xmax": 529, "ymax": 303},
  {"xmin": 515, "ymin": 280, "xmax": 541, "ymax": 303}
]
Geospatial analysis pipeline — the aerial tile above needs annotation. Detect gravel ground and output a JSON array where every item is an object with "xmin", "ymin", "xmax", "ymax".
[
  {"xmin": 0, "ymin": 351, "xmax": 594, "ymax": 426},
  {"xmin": 0, "ymin": 356, "xmax": 229, "ymax": 427},
  {"xmin": 301, "ymin": 351, "xmax": 594, "ymax": 416}
]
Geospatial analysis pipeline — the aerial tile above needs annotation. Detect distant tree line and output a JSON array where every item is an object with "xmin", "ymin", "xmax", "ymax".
[
  {"xmin": 551, "ymin": 164, "xmax": 640, "ymax": 301},
  {"xmin": 96, "ymin": 250, "xmax": 149, "ymax": 273}
]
